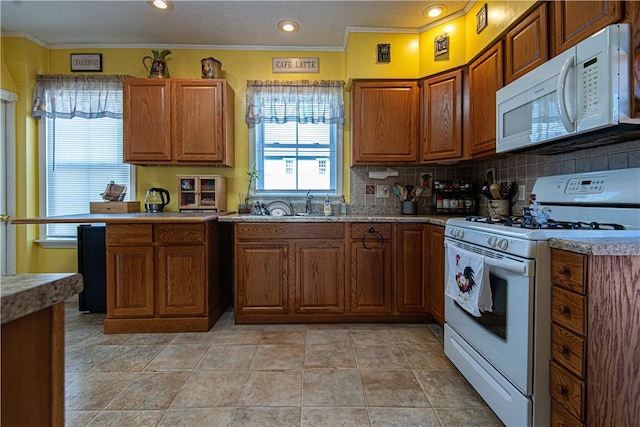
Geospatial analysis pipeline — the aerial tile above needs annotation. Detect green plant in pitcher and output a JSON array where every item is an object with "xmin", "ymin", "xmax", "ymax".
[{"xmin": 245, "ymin": 163, "xmax": 260, "ymax": 205}]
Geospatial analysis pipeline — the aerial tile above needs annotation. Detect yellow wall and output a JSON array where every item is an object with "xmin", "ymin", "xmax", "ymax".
[
  {"xmin": 2, "ymin": 0, "xmax": 532, "ymax": 274},
  {"xmin": 345, "ymin": 32, "xmax": 420, "ymax": 79}
]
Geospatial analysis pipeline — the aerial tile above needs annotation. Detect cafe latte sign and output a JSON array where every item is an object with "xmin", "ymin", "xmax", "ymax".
[{"xmin": 272, "ymin": 57, "xmax": 319, "ymax": 73}]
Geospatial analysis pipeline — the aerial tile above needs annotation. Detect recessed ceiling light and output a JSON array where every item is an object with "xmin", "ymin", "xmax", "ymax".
[
  {"xmin": 278, "ymin": 20, "xmax": 300, "ymax": 33},
  {"xmin": 425, "ymin": 5, "xmax": 445, "ymax": 18},
  {"xmin": 149, "ymin": 0, "xmax": 173, "ymax": 10}
]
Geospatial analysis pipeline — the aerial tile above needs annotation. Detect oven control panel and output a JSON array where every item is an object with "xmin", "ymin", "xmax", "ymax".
[
  {"xmin": 565, "ymin": 176, "xmax": 605, "ymax": 194},
  {"xmin": 532, "ymin": 167, "xmax": 640, "ymax": 204}
]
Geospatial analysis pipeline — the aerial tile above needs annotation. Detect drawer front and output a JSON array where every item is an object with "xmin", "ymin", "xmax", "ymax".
[
  {"xmin": 550, "ymin": 361, "xmax": 585, "ymax": 421},
  {"xmin": 236, "ymin": 223, "xmax": 344, "ymax": 240},
  {"xmin": 551, "ymin": 249, "xmax": 586, "ymax": 294},
  {"xmin": 107, "ymin": 223, "xmax": 153, "ymax": 245},
  {"xmin": 551, "ymin": 398, "xmax": 585, "ymax": 427},
  {"xmin": 350, "ymin": 223, "xmax": 392, "ymax": 240},
  {"xmin": 156, "ymin": 223, "xmax": 205, "ymax": 243},
  {"xmin": 551, "ymin": 324, "xmax": 585, "ymax": 378},
  {"xmin": 552, "ymin": 287, "xmax": 586, "ymax": 336}
]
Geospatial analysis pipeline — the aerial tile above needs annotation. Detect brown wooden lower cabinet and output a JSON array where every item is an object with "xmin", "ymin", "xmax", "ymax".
[
  {"xmin": 295, "ymin": 241, "xmax": 345, "ymax": 314},
  {"xmin": 234, "ymin": 221, "xmax": 439, "ymax": 323},
  {"xmin": 396, "ymin": 223, "xmax": 429, "ymax": 314},
  {"xmin": 550, "ymin": 248, "xmax": 640, "ymax": 426},
  {"xmin": 1, "ymin": 303, "xmax": 65, "ymax": 427},
  {"xmin": 104, "ymin": 221, "xmax": 230, "ymax": 333},
  {"xmin": 349, "ymin": 223, "xmax": 393, "ymax": 314},
  {"xmin": 428, "ymin": 225, "xmax": 445, "ymax": 325}
]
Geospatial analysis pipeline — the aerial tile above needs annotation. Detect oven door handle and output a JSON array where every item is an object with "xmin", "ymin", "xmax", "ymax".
[{"xmin": 484, "ymin": 257, "xmax": 529, "ymax": 275}]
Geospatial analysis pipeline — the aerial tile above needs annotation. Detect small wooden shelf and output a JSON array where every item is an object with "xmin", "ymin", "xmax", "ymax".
[{"xmin": 177, "ymin": 175, "xmax": 226, "ymax": 212}]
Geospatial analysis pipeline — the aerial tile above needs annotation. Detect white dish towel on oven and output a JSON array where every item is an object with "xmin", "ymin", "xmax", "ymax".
[{"xmin": 446, "ymin": 243, "xmax": 493, "ymax": 317}]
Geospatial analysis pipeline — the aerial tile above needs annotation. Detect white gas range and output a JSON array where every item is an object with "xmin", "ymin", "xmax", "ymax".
[{"xmin": 443, "ymin": 167, "xmax": 640, "ymax": 427}]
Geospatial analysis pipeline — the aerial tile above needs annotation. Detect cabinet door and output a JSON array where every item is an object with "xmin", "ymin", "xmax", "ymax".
[
  {"xmin": 551, "ymin": 0, "xmax": 622, "ymax": 56},
  {"xmin": 123, "ymin": 78, "xmax": 172, "ymax": 163},
  {"xmin": 172, "ymin": 80, "xmax": 226, "ymax": 163},
  {"xmin": 421, "ymin": 69, "xmax": 463, "ymax": 162},
  {"xmin": 505, "ymin": 3, "xmax": 548, "ymax": 84},
  {"xmin": 236, "ymin": 242, "xmax": 288, "ymax": 314},
  {"xmin": 294, "ymin": 241, "xmax": 345, "ymax": 313},
  {"xmin": 396, "ymin": 224, "xmax": 429, "ymax": 314},
  {"xmin": 352, "ymin": 80, "xmax": 419, "ymax": 164},
  {"xmin": 106, "ymin": 246, "xmax": 155, "ymax": 317},
  {"xmin": 157, "ymin": 245, "xmax": 206, "ymax": 316},
  {"xmin": 349, "ymin": 225, "xmax": 393, "ymax": 314},
  {"xmin": 469, "ymin": 42, "xmax": 503, "ymax": 157},
  {"xmin": 429, "ymin": 225, "xmax": 445, "ymax": 325}
]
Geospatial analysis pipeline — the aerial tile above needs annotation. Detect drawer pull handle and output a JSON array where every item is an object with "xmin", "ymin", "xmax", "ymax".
[
  {"xmin": 557, "ymin": 384, "xmax": 568, "ymax": 395},
  {"xmin": 559, "ymin": 264, "xmax": 569, "ymax": 275},
  {"xmin": 559, "ymin": 345, "xmax": 569, "ymax": 355},
  {"xmin": 559, "ymin": 305, "xmax": 570, "ymax": 315}
]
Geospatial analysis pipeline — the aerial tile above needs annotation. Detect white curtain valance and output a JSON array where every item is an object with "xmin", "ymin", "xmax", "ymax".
[
  {"xmin": 32, "ymin": 74, "xmax": 132, "ymax": 119},
  {"xmin": 245, "ymin": 80, "xmax": 345, "ymax": 125}
]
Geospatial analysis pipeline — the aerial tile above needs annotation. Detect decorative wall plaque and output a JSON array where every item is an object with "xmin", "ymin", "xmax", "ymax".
[
  {"xmin": 70, "ymin": 54, "xmax": 102, "ymax": 72},
  {"xmin": 434, "ymin": 33, "xmax": 449, "ymax": 57},
  {"xmin": 272, "ymin": 57, "xmax": 319, "ymax": 73},
  {"xmin": 476, "ymin": 3, "xmax": 488, "ymax": 34},
  {"xmin": 377, "ymin": 44, "xmax": 391, "ymax": 63}
]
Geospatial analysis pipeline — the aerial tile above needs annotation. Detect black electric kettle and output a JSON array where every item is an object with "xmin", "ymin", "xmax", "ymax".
[{"xmin": 144, "ymin": 187, "xmax": 170, "ymax": 212}]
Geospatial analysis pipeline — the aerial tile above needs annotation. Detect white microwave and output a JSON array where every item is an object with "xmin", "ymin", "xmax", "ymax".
[{"xmin": 496, "ymin": 24, "xmax": 640, "ymax": 153}]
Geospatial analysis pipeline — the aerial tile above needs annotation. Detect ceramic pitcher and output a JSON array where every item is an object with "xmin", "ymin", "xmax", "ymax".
[{"xmin": 143, "ymin": 49, "xmax": 171, "ymax": 78}]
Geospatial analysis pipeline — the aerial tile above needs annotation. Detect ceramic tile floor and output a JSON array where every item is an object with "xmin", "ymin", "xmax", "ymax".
[{"xmin": 64, "ymin": 303, "xmax": 504, "ymax": 427}]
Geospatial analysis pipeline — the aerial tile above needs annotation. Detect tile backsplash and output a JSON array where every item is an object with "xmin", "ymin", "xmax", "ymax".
[{"xmin": 349, "ymin": 139, "xmax": 640, "ymax": 216}]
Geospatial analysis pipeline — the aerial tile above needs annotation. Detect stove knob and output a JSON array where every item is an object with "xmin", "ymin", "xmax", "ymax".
[
  {"xmin": 450, "ymin": 228, "xmax": 464, "ymax": 239},
  {"xmin": 497, "ymin": 239, "xmax": 509, "ymax": 251},
  {"xmin": 487, "ymin": 236, "xmax": 497, "ymax": 248}
]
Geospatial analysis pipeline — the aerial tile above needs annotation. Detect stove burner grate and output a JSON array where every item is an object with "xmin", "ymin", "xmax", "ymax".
[{"xmin": 465, "ymin": 216, "xmax": 626, "ymax": 230}]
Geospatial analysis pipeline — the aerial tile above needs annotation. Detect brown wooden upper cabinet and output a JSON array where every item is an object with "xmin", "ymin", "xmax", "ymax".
[
  {"xmin": 504, "ymin": 3, "xmax": 549, "ymax": 84},
  {"xmin": 468, "ymin": 42, "xmax": 503, "ymax": 157},
  {"xmin": 551, "ymin": 0, "xmax": 622, "ymax": 56},
  {"xmin": 124, "ymin": 78, "xmax": 235, "ymax": 166},
  {"xmin": 351, "ymin": 80, "xmax": 419, "ymax": 165},
  {"xmin": 420, "ymin": 69, "xmax": 464, "ymax": 162}
]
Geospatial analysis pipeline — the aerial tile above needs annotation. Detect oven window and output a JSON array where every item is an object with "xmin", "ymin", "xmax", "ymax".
[{"xmin": 456, "ymin": 273, "xmax": 507, "ymax": 339}]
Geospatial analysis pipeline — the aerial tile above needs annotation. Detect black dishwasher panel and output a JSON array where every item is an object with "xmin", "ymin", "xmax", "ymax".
[{"xmin": 77, "ymin": 224, "xmax": 106, "ymax": 313}]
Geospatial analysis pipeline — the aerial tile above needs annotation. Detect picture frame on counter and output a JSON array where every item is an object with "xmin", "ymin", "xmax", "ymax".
[
  {"xmin": 70, "ymin": 53, "xmax": 102, "ymax": 72},
  {"xmin": 476, "ymin": 3, "xmax": 488, "ymax": 34}
]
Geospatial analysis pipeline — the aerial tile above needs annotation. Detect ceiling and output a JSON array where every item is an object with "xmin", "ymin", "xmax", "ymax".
[{"xmin": 0, "ymin": 0, "xmax": 471, "ymax": 49}]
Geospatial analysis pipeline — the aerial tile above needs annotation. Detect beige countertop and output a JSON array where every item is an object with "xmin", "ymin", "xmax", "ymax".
[
  {"xmin": 10, "ymin": 211, "xmax": 223, "ymax": 224},
  {"xmin": 218, "ymin": 213, "xmax": 457, "ymax": 226},
  {"xmin": 1, "ymin": 273, "xmax": 83, "ymax": 324},
  {"xmin": 549, "ymin": 237, "xmax": 640, "ymax": 256}
]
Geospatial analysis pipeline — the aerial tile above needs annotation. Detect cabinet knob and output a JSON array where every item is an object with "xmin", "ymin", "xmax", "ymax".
[
  {"xmin": 559, "ymin": 345, "xmax": 569, "ymax": 355},
  {"xmin": 557, "ymin": 384, "xmax": 568, "ymax": 395},
  {"xmin": 558, "ymin": 264, "xmax": 569, "ymax": 275},
  {"xmin": 559, "ymin": 305, "xmax": 570, "ymax": 315}
]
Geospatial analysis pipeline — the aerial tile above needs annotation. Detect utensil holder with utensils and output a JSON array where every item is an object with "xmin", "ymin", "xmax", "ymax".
[{"xmin": 401, "ymin": 200, "xmax": 418, "ymax": 215}]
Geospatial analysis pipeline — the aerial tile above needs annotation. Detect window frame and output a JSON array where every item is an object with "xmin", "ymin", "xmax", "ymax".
[{"xmin": 249, "ymin": 120, "xmax": 343, "ymax": 199}]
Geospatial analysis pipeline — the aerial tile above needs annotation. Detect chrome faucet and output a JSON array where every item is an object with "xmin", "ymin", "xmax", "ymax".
[{"xmin": 305, "ymin": 190, "xmax": 313, "ymax": 214}]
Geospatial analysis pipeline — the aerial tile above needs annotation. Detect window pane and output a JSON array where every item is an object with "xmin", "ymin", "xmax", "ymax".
[
  {"xmin": 45, "ymin": 116, "xmax": 130, "ymax": 238},
  {"xmin": 257, "ymin": 120, "xmax": 336, "ymax": 194}
]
